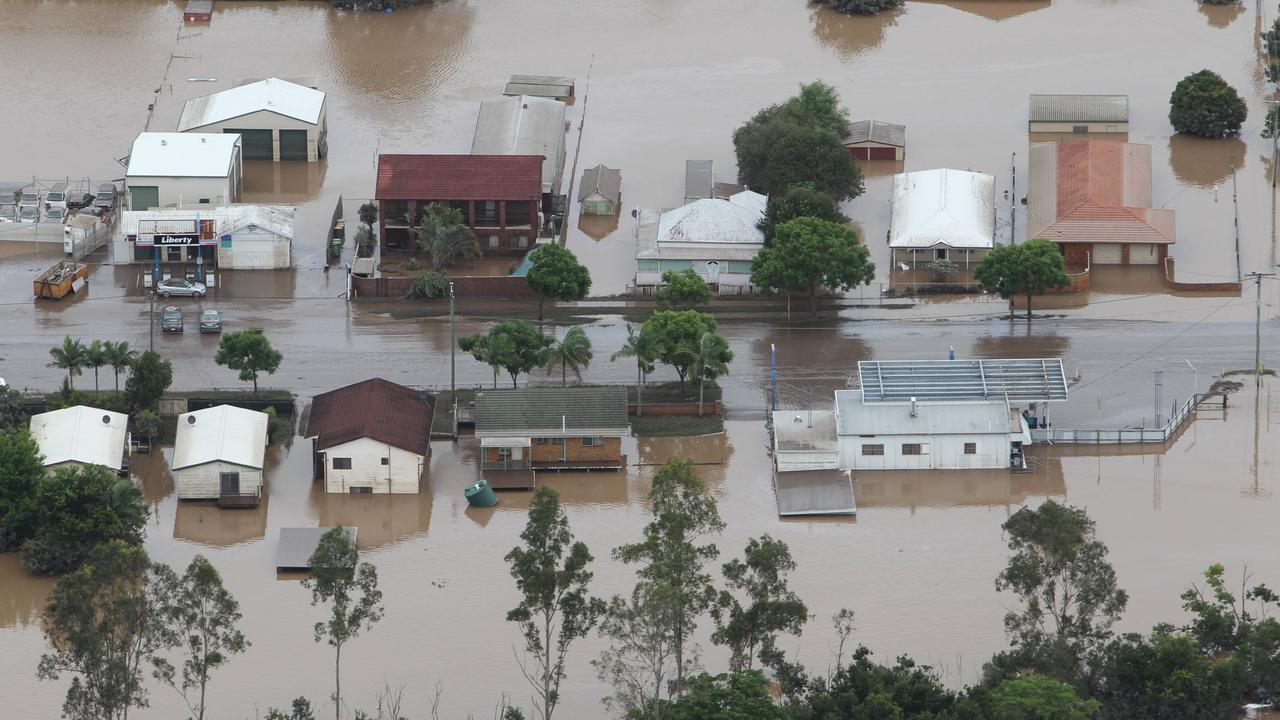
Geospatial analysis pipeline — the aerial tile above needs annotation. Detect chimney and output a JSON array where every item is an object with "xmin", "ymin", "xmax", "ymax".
[{"xmin": 910, "ymin": 397, "xmax": 918, "ymax": 418}]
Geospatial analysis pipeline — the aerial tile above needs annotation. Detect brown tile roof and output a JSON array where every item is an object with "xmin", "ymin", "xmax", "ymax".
[
  {"xmin": 1028, "ymin": 140, "xmax": 1174, "ymax": 245},
  {"xmin": 306, "ymin": 378, "xmax": 435, "ymax": 457},
  {"xmin": 375, "ymin": 154, "xmax": 542, "ymax": 201}
]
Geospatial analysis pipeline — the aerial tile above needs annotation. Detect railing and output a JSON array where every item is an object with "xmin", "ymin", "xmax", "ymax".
[
  {"xmin": 481, "ymin": 458, "xmax": 533, "ymax": 471},
  {"xmin": 1031, "ymin": 395, "xmax": 1199, "ymax": 445}
]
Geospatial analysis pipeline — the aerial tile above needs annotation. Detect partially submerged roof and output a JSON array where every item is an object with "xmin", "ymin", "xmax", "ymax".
[
  {"xmin": 474, "ymin": 387, "xmax": 629, "ymax": 437},
  {"xmin": 656, "ymin": 190, "xmax": 767, "ymax": 246},
  {"xmin": 685, "ymin": 160, "xmax": 714, "ymax": 200},
  {"xmin": 578, "ymin": 164, "xmax": 621, "ymax": 203},
  {"xmin": 1027, "ymin": 140, "xmax": 1174, "ymax": 245},
  {"xmin": 186, "ymin": 0, "xmax": 213, "ymax": 13},
  {"xmin": 178, "ymin": 78, "xmax": 326, "ymax": 131},
  {"xmin": 173, "ymin": 404, "xmax": 268, "ymax": 470},
  {"xmin": 471, "ymin": 95, "xmax": 566, "ymax": 194},
  {"xmin": 218, "ymin": 205, "xmax": 295, "ymax": 239},
  {"xmin": 277, "ymin": 527, "xmax": 358, "ymax": 570},
  {"xmin": 890, "ymin": 169, "xmax": 995, "ymax": 249},
  {"xmin": 126, "ymin": 132, "xmax": 241, "ymax": 178},
  {"xmin": 504, "ymin": 74, "xmax": 575, "ymax": 99},
  {"xmin": 773, "ymin": 470, "xmax": 856, "ymax": 516},
  {"xmin": 306, "ymin": 378, "xmax": 435, "ymax": 457},
  {"xmin": 858, "ymin": 358, "xmax": 1069, "ymax": 403},
  {"xmin": 375, "ymin": 154, "xmax": 543, "ymax": 201},
  {"xmin": 29, "ymin": 406, "xmax": 128, "ymax": 471},
  {"xmin": 844, "ymin": 120, "xmax": 906, "ymax": 147},
  {"xmin": 1029, "ymin": 94, "xmax": 1129, "ymax": 123},
  {"xmin": 836, "ymin": 390, "xmax": 1019, "ymax": 436}
]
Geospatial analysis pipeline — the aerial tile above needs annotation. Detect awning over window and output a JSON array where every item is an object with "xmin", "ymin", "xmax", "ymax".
[{"xmin": 479, "ymin": 436, "xmax": 532, "ymax": 448}]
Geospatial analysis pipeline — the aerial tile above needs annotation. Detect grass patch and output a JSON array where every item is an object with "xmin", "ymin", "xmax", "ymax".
[{"xmin": 630, "ymin": 414, "xmax": 724, "ymax": 437}]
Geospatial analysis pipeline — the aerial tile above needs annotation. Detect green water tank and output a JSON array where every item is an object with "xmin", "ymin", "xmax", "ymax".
[{"xmin": 465, "ymin": 479, "xmax": 498, "ymax": 508}]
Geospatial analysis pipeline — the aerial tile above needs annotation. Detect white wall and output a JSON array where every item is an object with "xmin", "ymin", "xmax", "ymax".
[
  {"xmin": 838, "ymin": 433, "xmax": 1010, "ymax": 471},
  {"xmin": 176, "ymin": 461, "xmax": 264, "ymax": 500},
  {"xmin": 322, "ymin": 436, "xmax": 425, "ymax": 494},
  {"xmin": 127, "ymin": 175, "xmax": 238, "ymax": 210},
  {"xmin": 217, "ymin": 227, "xmax": 290, "ymax": 269},
  {"xmin": 185, "ymin": 108, "xmax": 325, "ymax": 162}
]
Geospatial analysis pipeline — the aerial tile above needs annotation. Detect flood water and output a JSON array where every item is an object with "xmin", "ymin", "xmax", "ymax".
[{"xmin": 4, "ymin": 0, "xmax": 1280, "ymax": 717}]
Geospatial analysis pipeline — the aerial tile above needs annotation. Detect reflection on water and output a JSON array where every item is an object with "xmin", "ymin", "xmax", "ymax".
[
  {"xmin": 311, "ymin": 490, "xmax": 433, "ymax": 550},
  {"xmin": 242, "ymin": 160, "xmax": 328, "ymax": 203},
  {"xmin": 577, "ymin": 213, "xmax": 621, "ymax": 241},
  {"xmin": 175, "ymin": 501, "xmax": 270, "ymax": 547},
  {"xmin": 0, "ymin": 554, "xmax": 53, "ymax": 630},
  {"xmin": 810, "ymin": 5, "xmax": 903, "ymax": 61},
  {"xmin": 971, "ymin": 329, "xmax": 1071, "ymax": 360},
  {"xmin": 1199, "ymin": 0, "xmax": 1245, "ymax": 28},
  {"xmin": 857, "ymin": 461, "xmax": 1065, "ymax": 510},
  {"xmin": 1168, "ymin": 134, "xmax": 1246, "ymax": 189},
  {"xmin": 917, "ymin": 0, "xmax": 1052, "ymax": 22}
]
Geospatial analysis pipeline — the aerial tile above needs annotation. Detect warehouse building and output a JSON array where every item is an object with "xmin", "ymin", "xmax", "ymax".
[
  {"xmin": 125, "ymin": 132, "xmax": 242, "ymax": 211},
  {"xmin": 178, "ymin": 78, "xmax": 327, "ymax": 161}
]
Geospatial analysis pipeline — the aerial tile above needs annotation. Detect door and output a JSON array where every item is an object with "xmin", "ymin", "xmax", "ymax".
[
  {"xmin": 225, "ymin": 128, "xmax": 273, "ymax": 160},
  {"xmin": 129, "ymin": 185, "xmax": 159, "ymax": 211},
  {"xmin": 279, "ymin": 129, "xmax": 308, "ymax": 161},
  {"xmin": 1130, "ymin": 244, "xmax": 1159, "ymax": 265},
  {"xmin": 705, "ymin": 261, "xmax": 720, "ymax": 283},
  {"xmin": 1093, "ymin": 243, "xmax": 1123, "ymax": 264},
  {"xmin": 219, "ymin": 471, "xmax": 240, "ymax": 496}
]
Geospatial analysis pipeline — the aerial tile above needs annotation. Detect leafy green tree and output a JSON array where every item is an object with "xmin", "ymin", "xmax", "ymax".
[
  {"xmin": 20, "ymin": 467, "xmax": 149, "ymax": 576},
  {"xmin": 0, "ymin": 385, "xmax": 27, "ymax": 431},
  {"xmin": 125, "ymin": 351, "xmax": 172, "ymax": 413},
  {"xmin": 303, "ymin": 527, "xmax": 384, "ymax": 720},
  {"xmin": 612, "ymin": 323, "xmax": 660, "ymax": 416},
  {"xmin": 594, "ymin": 584, "xmax": 679, "ymax": 720},
  {"xmin": 38, "ymin": 541, "xmax": 179, "ymax": 720},
  {"xmin": 643, "ymin": 310, "xmax": 718, "ymax": 385},
  {"xmin": 544, "ymin": 326, "xmax": 593, "ymax": 387},
  {"xmin": 133, "ymin": 409, "xmax": 161, "ymax": 445},
  {"xmin": 1169, "ymin": 69, "xmax": 1247, "ymax": 138},
  {"xmin": 526, "ymin": 244, "xmax": 592, "ymax": 322},
  {"xmin": 996, "ymin": 500, "xmax": 1128, "ymax": 686},
  {"xmin": 355, "ymin": 225, "xmax": 375, "ymax": 258},
  {"xmin": 103, "ymin": 341, "xmax": 137, "ymax": 392},
  {"xmin": 712, "ymin": 535, "xmax": 807, "ymax": 674},
  {"xmin": 266, "ymin": 698, "xmax": 317, "ymax": 720},
  {"xmin": 750, "ymin": 217, "xmax": 875, "ymax": 317},
  {"xmin": 214, "ymin": 327, "xmax": 282, "ymax": 394},
  {"xmin": 48, "ymin": 336, "xmax": 87, "ymax": 391},
  {"xmin": 358, "ymin": 202, "xmax": 378, "ymax": 227},
  {"xmin": 407, "ymin": 271, "xmax": 449, "ymax": 299},
  {"xmin": 1178, "ymin": 564, "xmax": 1280, "ymax": 698},
  {"xmin": 83, "ymin": 340, "xmax": 108, "ymax": 393},
  {"xmin": 415, "ymin": 202, "xmax": 480, "ymax": 271},
  {"xmin": 152, "ymin": 555, "xmax": 248, "ymax": 720},
  {"xmin": 0, "ymin": 429, "xmax": 45, "ymax": 550},
  {"xmin": 779, "ymin": 80, "xmax": 850, "ymax": 137},
  {"xmin": 812, "ymin": 0, "xmax": 905, "ymax": 16},
  {"xmin": 459, "ymin": 321, "xmax": 554, "ymax": 388},
  {"xmin": 505, "ymin": 487, "xmax": 604, "ymax": 720},
  {"xmin": 989, "ymin": 676, "xmax": 1099, "ymax": 720},
  {"xmin": 974, "ymin": 240, "xmax": 1071, "ymax": 322},
  {"xmin": 665, "ymin": 671, "xmax": 787, "ymax": 720},
  {"xmin": 927, "ymin": 258, "xmax": 959, "ymax": 281},
  {"xmin": 615, "ymin": 457, "xmax": 725, "ymax": 693},
  {"xmin": 1095, "ymin": 629, "xmax": 1244, "ymax": 720},
  {"xmin": 757, "ymin": 184, "xmax": 847, "ymax": 242},
  {"xmin": 792, "ymin": 646, "xmax": 973, "ymax": 720},
  {"xmin": 656, "ymin": 269, "xmax": 713, "ymax": 310},
  {"xmin": 688, "ymin": 332, "xmax": 732, "ymax": 417}
]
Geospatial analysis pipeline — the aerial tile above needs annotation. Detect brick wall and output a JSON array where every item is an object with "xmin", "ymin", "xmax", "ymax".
[
  {"xmin": 1163, "ymin": 258, "xmax": 1242, "ymax": 292},
  {"xmin": 351, "ymin": 273, "xmax": 533, "ymax": 298},
  {"xmin": 1060, "ymin": 242, "xmax": 1091, "ymax": 269},
  {"xmin": 482, "ymin": 437, "xmax": 623, "ymax": 464}
]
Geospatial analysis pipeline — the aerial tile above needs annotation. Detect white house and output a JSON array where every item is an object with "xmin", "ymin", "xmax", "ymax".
[
  {"xmin": 116, "ymin": 205, "xmax": 294, "ymax": 268},
  {"xmin": 889, "ymin": 169, "xmax": 995, "ymax": 269},
  {"xmin": 125, "ymin": 132, "xmax": 243, "ymax": 212},
  {"xmin": 173, "ymin": 405, "xmax": 268, "ymax": 506},
  {"xmin": 178, "ymin": 78, "xmax": 328, "ymax": 161},
  {"xmin": 29, "ymin": 405, "xmax": 129, "ymax": 474},
  {"xmin": 305, "ymin": 378, "xmax": 436, "ymax": 494},
  {"xmin": 634, "ymin": 190, "xmax": 767, "ymax": 291}
]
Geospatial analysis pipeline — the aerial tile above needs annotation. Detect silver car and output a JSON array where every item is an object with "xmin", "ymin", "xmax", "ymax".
[
  {"xmin": 199, "ymin": 309, "xmax": 222, "ymax": 333},
  {"xmin": 157, "ymin": 278, "xmax": 207, "ymax": 298}
]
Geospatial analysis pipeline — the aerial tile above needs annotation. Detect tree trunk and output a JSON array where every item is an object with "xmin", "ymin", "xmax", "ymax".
[
  {"xmin": 67, "ymin": 371, "xmax": 74, "ymax": 391},
  {"xmin": 334, "ymin": 643, "xmax": 342, "ymax": 720},
  {"xmin": 562, "ymin": 358, "xmax": 567, "ymax": 387},
  {"xmin": 94, "ymin": 367, "xmax": 100, "ymax": 392},
  {"xmin": 543, "ymin": 613, "xmax": 554, "ymax": 720},
  {"xmin": 809, "ymin": 281, "xmax": 818, "ymax": 318},
  {"xmin": 637, "ymin": 366, "xmax": 644, "ymax": 417},
  {"xmin": 698, "ymin": 375, "xmax": 705, "ymax": 417},
  {"xmin": 252, "ymin": 374, "xmax": 258, "ymax": 394},
  {"xmin": 114, "ymin": 370, "xmax": 120, "ymax": 392},
  {"xmin": 674, "ymin": 627, "xmax": 684, "ymax": 697},
  {"xmin": 539, "ymin": 296, "xmax": 546, "ymax": 323},
  {"xmin": 1026, "ymin": 291, "xmax": 1033, "ymax": 321},
  {"xmin": 198, "ymin": 666, "xmax": 208, "ymax": 720}
]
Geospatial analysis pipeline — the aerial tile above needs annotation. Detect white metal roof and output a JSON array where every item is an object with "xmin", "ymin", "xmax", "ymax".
[
  {"xmin": 178, "ymin": 78, "xmax": 326, "ymax": 131},
  {"xmin": 173, "ymin": 405, "xmax": 268, "ymax": 470},
  {"xmin": 126, "ymin": 132, "xmax": 241, "ymax": 178},
  {"xmin": 656, "ymin": 190, "xmax": 766, "ymax": 246},
  {"xmin": 835, "ymin": 390, "xmax": 1016, "ymax": 436},
  {"xmin": 29, "ymin": 406, "xmax": 128, "ymax": 471},
  {"xmin": 859, "ymin": 358, "xmax": 1069, "ymax": 403},
  {"xmin": 471, "ymin": 95, "xmax": 566, "ymax": 194},
  {"xmin": 122, "ymin": 205, "xmax": 295, "ymax": 237},
  {"xmin": 889, "ymin": 169, "xmax": 995, "ymax": 249}
]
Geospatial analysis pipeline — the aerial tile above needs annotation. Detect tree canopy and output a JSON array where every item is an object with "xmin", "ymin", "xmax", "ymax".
[
  {"xmin": 750, "ymin": 216, "xmax": 874, "ymax": 316},
  {"xmin": 973, "ymin": 239, "xmax": 1071, "ymax": 321},
  {"xmin": 642, "ymin": 310, "xmax": 718, "ymax": 384},
  {"xmin": 459, "ymin": 321, "xmax": 554, "ymax": 388},
  {"xmin": 757, "ymin": 184, "xmax": 847, "ymax": 242},
  {"xmin": 125, "ymin": 350, "xmax": 173, "ymax": 413},
  {"xmin": 665, "ymin": 671, "xmax": 787, "ymax": 720},
  {"xmin": 415, "ymin": 202, "xmax": 480, "ymax": 271},
  {"xmin": 214, "ymin": 327, "xmax": 282, "ymax": 394},
  {"xmin": 525, "ymin": 244, "xmax": 592, "ymax": 321},
  {"xmin": 812, "ymin": 0, "xmax": 906, "ymax": 16},
  {"xmin": 1169, "ymin": 69, "xmax": 1247, "ymax": 138},
  {"xmin": 656, "ymin": 269, "xmax": 713, "ymax": 311},
  {"xmin": 544, "ymin": 326, "xmax": 593, "ymax": 386}
]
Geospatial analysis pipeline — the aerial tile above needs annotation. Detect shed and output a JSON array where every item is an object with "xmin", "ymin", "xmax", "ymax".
[
  {"xmin": 276, "ymin": 527, "xmax": 358, "ymax": 570},
  {"xmin": 178, "ymin": 78, "xmax": 328, "ymax": 161},
  {"xmin": 889, "ymin": 169, "xmax": 995, "ymax": 268},
  {"xmin": 471, "ymin": 95, "xmax": 567, "ymax": 196},
  {"xmin": 1028, "ymin": 94, "xmax": 1129, "ymax": 135},
  {"xmin": 578, "ymin": 164, "xmax": 621, "ymax": 215},
  {"xmin": 503, "ymin": 74, "xmax": 575, "ymax": 104},
  {"xmin": 173, "ymin": 405, "xmax": 268, "ymax": 506},
  {"xmin": 684, "ymin": 160, "xmax": 714, "ymax": 203},
  {"xmin": 474, "ymin": 387, "xmax": 629, "ymax": 473},
  {"xmin": 29, "ymin": 406, "xmax": 129, "ymax": 474},
  {"xmin": 125, "ymin": 132, "xmax": 242, "ymax": 211},
  {"xmin": 183, "ymin": 0, "xmax": 212, "ymax": 22},
  {"xmin": 306, "ymin": 378, "xmax": 436, "ymax": 494},
  {"xmin": 843, "ymin": 120, "xmax": 906, "ymax": 161},
  {"xmin": 215, "ymin": 205, "xmax": 294, "ymax": 269}
]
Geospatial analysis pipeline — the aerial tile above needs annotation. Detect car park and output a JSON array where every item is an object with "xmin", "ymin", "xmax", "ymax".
[
  {"xmin": 157, "ymin": 277, "xmax": 207, "ymax": 298},
  {"xmin": 199, "ymin": 309, "xmax": 222, "ymax": 333},
  {"xmin": 161, "ymin": 306, "xmax": 183, "ymax": 333}
]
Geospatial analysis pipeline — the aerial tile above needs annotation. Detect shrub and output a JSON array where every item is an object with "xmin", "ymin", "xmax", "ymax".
[
  {"xmin": 408, "ymin": 271, "xmax": 449, "ymax": 299},
  {"xmin": 813, "ymin": 0, "xmax": 905, "ymax": 15},
  {"xmin": 263, "ymin": 407, "xmax": 292, "ymax": 445}
]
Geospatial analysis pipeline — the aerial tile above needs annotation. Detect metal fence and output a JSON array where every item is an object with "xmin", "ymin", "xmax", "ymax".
[{"xmin": 1032, "ymin": 395, "xmax": 1199, "ymax": 445}]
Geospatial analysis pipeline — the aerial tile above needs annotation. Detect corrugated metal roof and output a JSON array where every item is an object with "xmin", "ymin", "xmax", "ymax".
[
  {"xmin": 685, "ymin": 160, "xmax": 714, "ymax": 200},
  {"xmin": 173, "ymin": 405, "xmax": 268, "ymax": 470},
  {"xmin": 126, "ymin": 132, "xmax": 240, "ymax": 178},
  {"xmin": 306, "ymin": 378, "xmax": 435, "ymax": 457},
  {"xmin": 578, "ymin": 164, "xmax": 621, "ymax": 203},
  {"xmin": 656, "ymin": 190, "xmax": 766, "ymax": 246},
  {"xmin": 836, "ymin": 390, "xmax": 1017, "ymax": 435},
  {"xmin": 122, "ymin": 205, "xmax": 295, "ymax": 238},
  {"xmin": 844, "ymin": 119, "xmax": 906, "ymax": 147},
  {"xmin": 1029, "ymin": 94, "xmax": 1128, "ymax": 123},
  {"xmin": 277, "ymin": 527, "xmax": 357, "ymax": 569},
  {"xmin": 773, "ymin": 469, "xmax": 854, "ymax": 515},
  {"xmin": 504, "ymin": 74, "xmax": 575, "ymax": 98},
  {"xmin": 29, "ymin": 405, "xmax": 128, "ymax": 471},
  {"xmin": 471, "ymin": 95, "xmax": 566, "ymax": 195},
  {"xmin": 889, "ymin": 169, "xmax": 995, "ymax": 249},
  {"xmin": 178, "ymin": 78, "xmax": 325, "ymax": 131},
  {"xmin": 474, "ymin": 387, "xmax": 629, "ymax": 437},
  {"xmin": 375, "ymin": 154, "xmax": 543, "ymax": 201},
  {"xmin": 858, "ymin": 359, "xmax": 1068, "ymax": 403}
]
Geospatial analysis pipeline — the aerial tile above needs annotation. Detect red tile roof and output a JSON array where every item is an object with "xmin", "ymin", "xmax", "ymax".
[
  {"xmin": 1034, "ymin": 140, "xmax": 1173, "ymax": 245},
  {"xmin": 375, "ymin": 154, "xmax": 543, "ymax": 201},
  {"xmin": 306, "ymin": 378, "xmax": 435, "ymax": 457}
]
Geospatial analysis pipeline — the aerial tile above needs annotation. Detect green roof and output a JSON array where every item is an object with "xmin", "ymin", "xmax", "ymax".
[{"xmin": 474, "ymin": 386, "xmax": 629, "ymax": 437}]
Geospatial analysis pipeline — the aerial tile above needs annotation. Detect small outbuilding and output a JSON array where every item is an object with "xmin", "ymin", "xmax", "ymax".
[
  {"xmin": 183, "ymin": 0, "xmax": 212, "ymax": 22},
  {"xmin": 29, "ymin": 405, "xmax": 129, "ymax": 475},
  {"xmin": 1028, "ymin": 94, "xmax": 1129, "ymax": 135},
  {"xmin": 474, "ymin": 387, "xmax": 629, "ymax": 474},
  {"xmin": 178, "ymin": 78, "xmax": 328, "ymax": 161},
  {"xmin": 577, "ymin": 164, "xmax": 621, "ymax": 215},
  {"xmin": 126, "ymin": 132, "xmax": 243, "ymax": 211},
  {"xmin": 305, "ymin": 378, "xmax": 436, "ymax": 494},
  {"xmin": 889, "ymin": 169, "xmax": 995, "ymax": 269},
  {"xmin": 503, "ymin": 74, "xmax": 575, "ymax": 104},
  {"xmin": 843, "ymin": 120, "xmax": 906, "ymax": 161},
  {"xmin": 215, "ymin": 205, "xmax": 294, "ymax": 269},
  {"xmin": 173, "ymin": 404, "xmax": 268, "ymax": 507}
]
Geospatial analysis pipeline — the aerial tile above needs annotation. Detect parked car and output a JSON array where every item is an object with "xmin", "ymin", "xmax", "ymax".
[
  {"xmin": 94, "ymin": 184, "xmax": 117, "ymax": 209},
  {"xmin": 19, "ymin": 186, "xmax": 40, "ymax": 208},
  {"xmin": 45, "ymin": 182, "xmax": 69, "ymax": 210},
  {"xmin": 0, "ymin": 203, "xmax": 16, "ymax": 222},
  {"xmin": 199, "ymin": 309, "xmax": 222, "ymax": 333},
  {"xmin": 161, "ymin": 306, "xmax": 183, "ymax": 333},
  {"xmin": 67, "ymin": 192, "xmax": 94, "ymax": 210},
  {"xmin": 18, "ymin": 205, "xmax": 38, "ymax": 223},
  {"xmin": 157, "ymin": 278, "xmax": 207, "ymax": 298},
  {"xmin": 43, "ymin": 206, "xmax": 67, "ymax": 224}
]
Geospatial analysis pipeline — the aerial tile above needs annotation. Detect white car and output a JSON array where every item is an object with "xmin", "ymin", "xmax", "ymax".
[
  {"xmin": 157, "ymin": 277, "xmax": 208, "ymax": 298},
  {"xmin": 18, "ymin": 205, "xmax": 38, "ymax": 223}
]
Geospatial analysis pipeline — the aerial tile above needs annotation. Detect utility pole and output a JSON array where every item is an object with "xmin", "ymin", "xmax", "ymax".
[
  {"xmin": 1010, "ymin": 151, "xmax": 1017, "ymax": 243},
  {"xmin": 149, "ymin": 291, "xmax": 155, "ymax": 353},
  {"xmin": 1250, "ymin": 271, "xmax": 1276, "ymax": 386},
  {"xmin": 448, "ymin": 281, "xmax": 456, "ymax": 398},
  {"xmin": 1154, "ymin": 370, "xmax": 1164, "ymax": 427}
]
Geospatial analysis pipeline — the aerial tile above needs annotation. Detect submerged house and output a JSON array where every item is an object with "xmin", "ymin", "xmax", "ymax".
[
  {"xmin": 173, "ymin": 405, "xmax": 268, "ymax": 507},
  {"xmin": 889, "ymin": 169, "xmax": 995, "ymax": 270},
  {"xmin": 634, "ymin": 190, "xmax": 767, "ymax": 292},
  {"xmin": 28, "ymin": 405, "xmax": 130, "ymax": 475},
  {"xmin": 178, "ymin": 78, "xmax": 328, "ymax": 161},
  {"xmin": 578, "ymin": 164, "xmax": 621, "ymax": 215},
  {"xmin": 475, "ymin": 387, "xmax": 629, "ymax": 473},
  {"xmin": 305, "ymin": 378, "xmax": 436, "ymax": 494},
  {"xmin": 843, "ymin": 120, "xmax": 906, "ymax": 161}
]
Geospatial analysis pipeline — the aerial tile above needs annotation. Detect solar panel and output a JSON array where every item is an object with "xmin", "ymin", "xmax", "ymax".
[{"xmin": 858, "ymin": 358, "xmax": 1068, "ymax": 403}]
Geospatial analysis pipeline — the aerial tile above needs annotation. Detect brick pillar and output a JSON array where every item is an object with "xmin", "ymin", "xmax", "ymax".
[
  {"xmin": 1121, "ymin": 244, "xmax": 1130, "ymax": 265},
  {"xmin": 467, "ymin": 201, "xmax": 476, "ymax": 230}
]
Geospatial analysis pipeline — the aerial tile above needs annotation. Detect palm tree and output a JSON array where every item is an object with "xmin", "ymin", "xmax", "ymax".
[
  {"xmin": 691, "ymin": 332, "xmax": 731, "ymax": 417},
  {"xmin": 103, "ymin": 341, "xmax": 137, "ymax": 392},
  {"xmin": 84, "ymin": 340, "xmax": 108, "ymax": 393},
  {"xmin": 47, "ymin": 336, "xmax": 87, "ymax": 391},
  {"xmin": 544, "ymin": 327, "xmax": 593, "ymax": 386},
  {"xmin": 107, "ymin": 479, "xmax": 147, "ymax": 540},
  {"xmin": 415, "ymin": 202, "xmax": 480, "ymax": 271},
  {"xmin": 611, "ymin": 323, "xmax": 658, "ymax": 416}
]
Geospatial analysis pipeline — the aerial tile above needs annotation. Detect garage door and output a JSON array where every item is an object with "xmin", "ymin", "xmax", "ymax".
[
  {"xmin": 279, "ymin": 130, "xmax": 308, "ymax": 161},
  {"xmin": 129, "ymin": 185, "xmax": 159, "ymax": 211},
  {"xmin": 1093, "ymin": 243, "xmax": 1123, "ymax": 264},
  {"xmin": 225, "ymin": 128, "xmax": 273, "ymax": 160},
  {"xmin": 229, "ymin": 231, "xmax": 275, "ymax": 269},
  {"xmin": 1130, "ymin": 244, "xmax": 1159, "ymax": 265}
]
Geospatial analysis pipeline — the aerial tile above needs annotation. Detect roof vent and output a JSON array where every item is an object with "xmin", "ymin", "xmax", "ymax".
[
  {"xmin": 161, "ymin": 139, "xmax": 167, "ymax": 146},
  {"xmin": 910, "ymin": 397, "xmax": 918, "ymax": 418},
  {"xmin": 102, "ymin": 414, "xmax": 112, "ymax": 425},
  {"xmin": 522, "ymin": 103, "xmax": 529, "ymax": 109},
  {"xmin": 187, "ymin": 415, "xmax": 197, "ymax": 425},
  {"xmin": 201, "ymin": 137, "xmax": 207, "ymax": 143}
]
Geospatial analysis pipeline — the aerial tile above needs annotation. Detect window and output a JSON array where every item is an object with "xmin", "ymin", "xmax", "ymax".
[
  {"xmin": 332, "ymin": 457, "xmax": 352, "ymax": 470},
  {"xmin": 551, "ymin": 437, "xmax": 566, "ymax": 445},
  {"xmin": 935, "ymin": 248, "xmax": 948, "ymax": 261},
  {"xmin": 498, "ymin": 447, "xmax": 512, "ymax": 458},
  {"xmin": 380, "ymin": 457, "xmax": 389, "ymax": 465},
  {"xmin": 1072, "ymin": 125, "xmax": 1089, "ymax": 134},
  {"xmin": 219, "ymin": 472, "xmax": 240, "ymax": 495},
  {"xmin": 861, "ymin": 444, "xmax": 884, "ymax": 456},
  {"xmin": 486, "ymin": 235, "xmax": 500, "ymax": 249},
  {"xmin": 509, "ymin": 235, "xmax": 529, "ymax": 249},
  {"xmin": 350, "ymin": 486, "xmax": 372, "ymax": 495},
  {"xmin": 902, "ymin": 443, "xmax": 923, "ymax": 456},
  {"xmin": 166, "ymin": 246, "xmax": 183, "ymax": 262},
  {"xmin": 963, "ymin": 442, "xmax": 977, "ymax": 455},
  {"xmin": 534, "ymin": 438, "xmax": 549, "ymax": 445},
  {"xmin": 581, "ymin": 437, "xmax": 603, "ymax": 447},
  {"xmin": 198, "ymin": 198, "xmax": 210, "ymax": 204}
]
